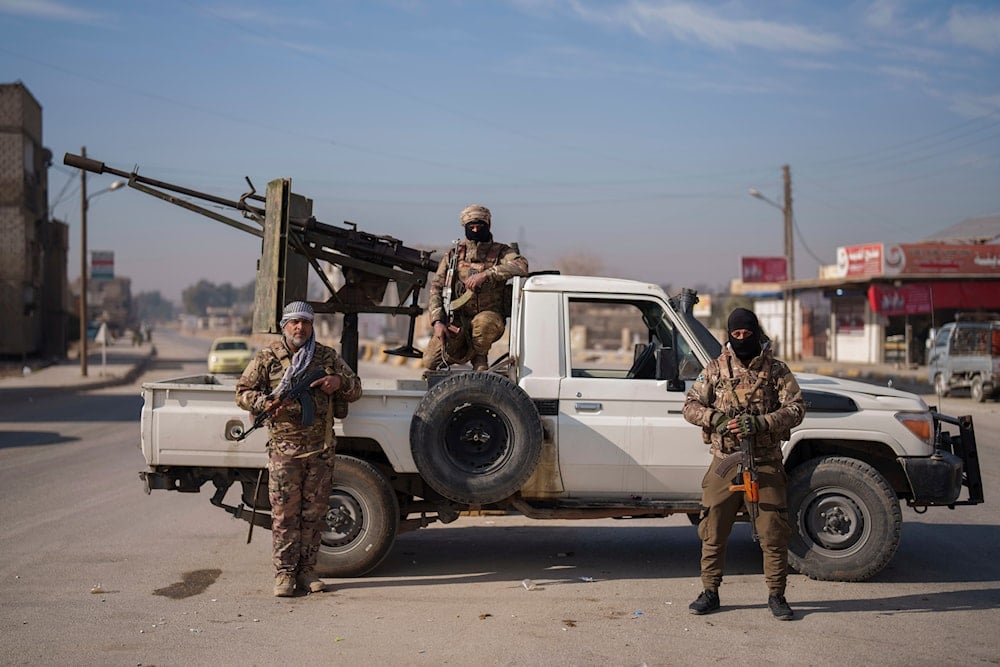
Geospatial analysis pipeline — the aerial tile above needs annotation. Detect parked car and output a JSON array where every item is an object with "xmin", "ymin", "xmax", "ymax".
[
  {"xmin": 207, "ymin": 336, "xmax": 253, "ymax": 374},
  {"xmin": 928, "ymin": 315, "xmax": 1000, "ymax": 402}
]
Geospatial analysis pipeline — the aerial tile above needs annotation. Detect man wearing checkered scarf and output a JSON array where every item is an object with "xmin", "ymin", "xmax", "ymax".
[{"xmin": 236, "ymin": 301, "xmax": 363, "ymax": 597}]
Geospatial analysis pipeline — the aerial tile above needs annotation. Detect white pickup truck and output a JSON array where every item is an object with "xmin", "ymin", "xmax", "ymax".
[{"xmin": 140, "ymin": 275, "xmax": 983, "ymax": 583}]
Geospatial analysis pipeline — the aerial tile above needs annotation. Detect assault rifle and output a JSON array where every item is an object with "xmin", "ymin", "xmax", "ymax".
[
  {"xmin": 236, "ymin": 368, "xmax": 327, "ymax": 442},
  {"xmin": 439, "ymin": 239, "xmax": 463, "ymax": 337},
  {"xmin": 715, "ymin": 419, "xmax": 761, "ymax": 542}
]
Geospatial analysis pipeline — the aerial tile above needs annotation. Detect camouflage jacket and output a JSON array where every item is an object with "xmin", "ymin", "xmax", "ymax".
[
  {"xmin": 682, "ymin": 343, "xmax": 804, "ymax": 462},
  {"xmin": 427, "ymin": 239, "xmax": 528, "ymax": 326},
  {"xmin": 235, "ymin": 338, "xmax": 362, "ymax": 454}
]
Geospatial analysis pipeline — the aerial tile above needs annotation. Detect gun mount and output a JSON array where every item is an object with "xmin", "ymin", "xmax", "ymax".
[{"xmin": 64, "ymin": 153, "xmax": 438, "ymax": 369}]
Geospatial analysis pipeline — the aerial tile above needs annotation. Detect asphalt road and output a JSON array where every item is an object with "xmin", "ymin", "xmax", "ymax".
[{"xmin": 0, "ymin": 330, "xmax": 998, "ymax": 666}]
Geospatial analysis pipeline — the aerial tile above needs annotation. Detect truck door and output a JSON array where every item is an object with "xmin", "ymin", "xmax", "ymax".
[{"xmin": 557, "ymin": 297, "xmax": 711, "ymax": 498}]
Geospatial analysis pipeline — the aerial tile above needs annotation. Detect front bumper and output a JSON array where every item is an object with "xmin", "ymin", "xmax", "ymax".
[{"xmin": 901, "ymin": 412, "xmax": 984, "ymax": 507}]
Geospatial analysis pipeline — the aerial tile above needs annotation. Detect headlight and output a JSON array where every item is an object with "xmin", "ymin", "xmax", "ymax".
[
  {"xmin": 209, "ymin": 354, "xmax": 219, "ymax": 363},
  {"xmin": 895, "ymin": 411, "xmax": 932, "ymax": 445}
]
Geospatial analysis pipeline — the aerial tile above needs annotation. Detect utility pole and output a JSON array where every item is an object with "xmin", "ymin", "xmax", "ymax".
[
  {"xmin": 782, "ymin": 164, "xmax": 796, "ymax": 361},
  {"xmin": 79, "ymin": 146, "xmax": 89, "ymax": 377}
]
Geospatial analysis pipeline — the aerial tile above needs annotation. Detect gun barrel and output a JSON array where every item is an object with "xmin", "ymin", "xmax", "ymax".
[{"xmin": 62, "ymin": 152, "xmax": 261, "ymax": 214}]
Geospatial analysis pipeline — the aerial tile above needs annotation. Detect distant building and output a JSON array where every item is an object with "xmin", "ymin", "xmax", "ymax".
[
  {"xmin": 0, "ymin": 81, "xmax": 67, "ymax": 358},
  {"xmin": 69, "ymin": 275, "xmax": 134, "ymax": 337}
]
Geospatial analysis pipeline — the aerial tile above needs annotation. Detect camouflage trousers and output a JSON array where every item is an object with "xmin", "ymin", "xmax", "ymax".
[
  {"xmin": 268, "ymin": 447, "xmax": 335, "ymax": 575},
  {"xmin": 697, "ymin": 457, "xmax": 792, "ymax": 595},
  {"xmin": 422, "ymin": 310, "xmax": 505, "ymax": 369}
]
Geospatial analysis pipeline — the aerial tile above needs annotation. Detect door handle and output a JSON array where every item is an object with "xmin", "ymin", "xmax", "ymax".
[{"xmin": 575, "ymin": 402, "xmax": 602, "ymax": 412}]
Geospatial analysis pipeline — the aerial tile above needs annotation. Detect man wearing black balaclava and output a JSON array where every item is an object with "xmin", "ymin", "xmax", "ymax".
[
  {"xmin": 424, "ymin": 204, "xmax": 529, "ymax": 371},
  {"xmin": 682, "ymin": 307, "xmax": 805, "ymax": 620}
]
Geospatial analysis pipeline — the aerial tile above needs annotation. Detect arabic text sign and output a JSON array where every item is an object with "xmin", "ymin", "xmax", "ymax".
[{"xmin": 741, "ymin": 256, "xmax": 787, "ymax": 283}]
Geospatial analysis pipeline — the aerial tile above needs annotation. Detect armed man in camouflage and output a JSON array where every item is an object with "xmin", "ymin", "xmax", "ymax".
[
  {"xmin": 236, "ymin": 301, "xmax": 362, "ymax": 597},
  {"xmin": 423, "ymin": 204, "xmax": 529, "ymax": 371},
  {"xmin": 682, "ymin": 307, "xmax": 804, "ymax": 620}
]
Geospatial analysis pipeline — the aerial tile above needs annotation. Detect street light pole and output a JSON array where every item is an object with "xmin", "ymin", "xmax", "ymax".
[
  {"xmin": 748, "ymin": 164, "xmax": 796, "ymax": 360},
  {"xmin": 79, "ymin": 146, "xmax": 88, "ymax": 377},
  {"xmin": 78, "ymin": 145, "xmax": 125, "ymax": 377},
  {"xmin": 782, "ymin": 165, "xmax": 795, "ymax": 361}
]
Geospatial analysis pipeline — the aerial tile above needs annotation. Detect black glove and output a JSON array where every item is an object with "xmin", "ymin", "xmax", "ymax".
[
  {"xmin": 737, "ymin": 414, "xmax": 767, "ymax": 437},
  {"xmin": 712, "ymin": 412, "xmax": 729, "ymax": 435}
]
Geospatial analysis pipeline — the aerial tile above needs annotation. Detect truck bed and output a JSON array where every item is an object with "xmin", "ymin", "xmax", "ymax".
[{"xmin": 139, "ymin": 374, "xmax": 427, "ymax": 471}]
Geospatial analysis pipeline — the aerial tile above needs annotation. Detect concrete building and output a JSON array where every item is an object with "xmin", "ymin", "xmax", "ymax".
[{"xmin": 0, "ymin": 81, "xmax": 67, "ymax": 358}]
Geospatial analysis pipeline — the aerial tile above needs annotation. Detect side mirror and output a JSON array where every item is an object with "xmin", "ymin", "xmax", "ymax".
[{"xmin": 655, "ymin": 347, "xmax": 685, "ymax": 392}]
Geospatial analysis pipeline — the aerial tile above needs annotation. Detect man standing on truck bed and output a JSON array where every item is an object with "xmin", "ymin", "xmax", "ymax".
[
  {"xmin": 423, "ymin": 204, "xmax": 528, "ymax": 371},
  {"xmin": 682, "ymin": 307, "xmax": 805, "ymax": 620},
  {"xmin": 236, "ymin": 301, "xmax": 362, "ymax": 597}
]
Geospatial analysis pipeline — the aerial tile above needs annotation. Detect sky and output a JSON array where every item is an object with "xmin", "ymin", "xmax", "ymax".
[{"xmin": 1, "ymin": 0, "xmax": 998, "ymax": 304}]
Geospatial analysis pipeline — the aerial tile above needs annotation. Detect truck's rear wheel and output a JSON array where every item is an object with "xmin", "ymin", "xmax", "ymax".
[
  {"xmin": 314, "ymin": 455, "xmax": 399, "ymax": 578},
  {"xmin": 787, "ymin": 456, "xmax": 901, "ymax": 582},
  {"xmin": 410, "ymin": 371, "xmax": 543, "ymax": 504}
]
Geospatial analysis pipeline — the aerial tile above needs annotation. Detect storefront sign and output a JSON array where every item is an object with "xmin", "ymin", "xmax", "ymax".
[
  {"xmin": 868, "ymin": 284, "xmax": 932, "ymax": 315},
  {"xmin": 740, "ymin": 256, "xmax": 787, "ymax": 283},
  {"xmin": 836, "ymin": 243, "xmax": 883, "ymax": 277},
  {"xmin": 884, "ymin": 243, "xmax": 1000, "ymax": 275}
]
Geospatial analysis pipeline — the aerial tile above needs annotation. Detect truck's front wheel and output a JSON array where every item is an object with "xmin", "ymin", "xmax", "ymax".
[
  {"xmin": 787, "ymin": 456, "xmax": 901, "ymax": 582},
  {"xmin": 314, "ymin": 455, "xmax": 399, "ymax": 578}
]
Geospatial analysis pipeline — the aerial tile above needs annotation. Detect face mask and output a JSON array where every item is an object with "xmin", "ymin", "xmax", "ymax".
[
  {"xmin": 729, "ymin": 334, "xmax": 761, "ymax": 362},
  {"xmin": 465, "ymin": 225, "xmax": 492, "ymax": 242}
]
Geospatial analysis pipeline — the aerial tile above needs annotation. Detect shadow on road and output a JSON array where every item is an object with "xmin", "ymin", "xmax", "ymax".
[
  {"xmin": 0, "ymin": 430, "xmax": 78, "ymax": 449},
  {"xmin": 341, "ymin": 520, "xmax": 1000, "ymax": 592},
  {"xmin": 0, "ymin": 392, "xmax": 142, "ymax": 424}
]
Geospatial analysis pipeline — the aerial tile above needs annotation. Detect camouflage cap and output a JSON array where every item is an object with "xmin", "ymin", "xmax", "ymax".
[{"xmin": 459, "ymin": 204, "xmax": 491, "ymax": 227}]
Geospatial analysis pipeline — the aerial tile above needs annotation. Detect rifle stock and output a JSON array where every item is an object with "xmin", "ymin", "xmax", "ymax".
[{"xmin": 729, "ymin": 434, "xmax": 761, "ymax": 542}]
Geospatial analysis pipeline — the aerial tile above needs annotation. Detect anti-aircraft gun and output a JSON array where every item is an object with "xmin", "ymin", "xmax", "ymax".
[{"xmin": 63, "ymin": 153, "xmax": 438, "ymax": 370}]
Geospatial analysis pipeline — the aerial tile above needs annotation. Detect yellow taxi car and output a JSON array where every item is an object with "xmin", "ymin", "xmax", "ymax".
[{"xmin": 207, "ymin": 336, "xmax": 254, "ymax": 374}]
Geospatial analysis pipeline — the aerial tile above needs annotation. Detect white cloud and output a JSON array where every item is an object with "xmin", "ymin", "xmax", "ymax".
[
  {"xmin": 0, "ymin": 0, "xmax": 102, "ymax": 23},
  {"xmin": 569, "ymin": 0, "xmax": 845, "ymax": 53},
  {"xmin": 863, "ymin": 0, "xmax": 901, "ymax": 31},
  {"xmin": 876, "ymin": 64, "xmax": 928, "ymax": 83},
  {"xmin": 947, "ymin": 6, "xmax": 1000, "ymax": 53}
]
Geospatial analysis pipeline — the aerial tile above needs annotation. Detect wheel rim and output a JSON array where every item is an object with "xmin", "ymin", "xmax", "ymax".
[
  {"xmin": 443, "ymin": 403, "xmax": 512, "ymax": 474},
  {"xmin": 321, "ymin": 487, "xmax": 365, "ymax": 549},
  {"xmin": 934, "ymin": 374, "xmax": 947, "ymax": 395},
  {"xmin": 797, "ymin": 486, "xmax": 871, "ymax": 557}
]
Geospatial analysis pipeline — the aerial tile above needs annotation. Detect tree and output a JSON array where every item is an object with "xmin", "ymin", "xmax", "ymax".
[
  {"xmin": 555, "ymin": 252, "xmax": 605, "ymax": 277},
  {"xmin": 181, "ymin": 279, "xmax": 255, "ymax": 316},
  {"xmin": 134, "ymin": 291, "xmax": 175, "ymax": 323}
]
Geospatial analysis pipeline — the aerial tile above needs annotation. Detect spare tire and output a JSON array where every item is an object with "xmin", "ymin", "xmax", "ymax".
[{"xmin": 410, "ymin": 371, "xmax": 543, "ymax": 504}]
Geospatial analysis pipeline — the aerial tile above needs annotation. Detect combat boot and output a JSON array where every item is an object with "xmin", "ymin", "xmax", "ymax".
[
  {"xmin": 273, "ymin": 572, "xmax": 295, "ymax": 597},
  {"xmin": 768, "ymin": 594, "xmax": 793, "ymax": 620},
  {"xmin": 471, "ymin": 354, "xmax": 489, "ymax": 371},
  {"xmin": 688, "ymin": 589, "xmax": 720, "ymax": 615},
  {"xmin": 297, "ymin": 570, "xmax": 326, "ymax": 593}
]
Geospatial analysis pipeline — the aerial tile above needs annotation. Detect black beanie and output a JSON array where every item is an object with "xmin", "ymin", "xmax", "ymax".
[{"xmin": 728, "ymin": 308, "xmax": 760, "ymax": 335}]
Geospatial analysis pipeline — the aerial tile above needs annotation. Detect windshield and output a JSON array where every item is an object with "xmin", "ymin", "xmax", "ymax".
[{"xmin": 682, "ymin": 311, "xmax": 722, "ymax": 358}]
